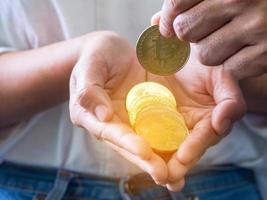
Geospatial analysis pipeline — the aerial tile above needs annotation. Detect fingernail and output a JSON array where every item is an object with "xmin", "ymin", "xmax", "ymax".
[
  {"xmin": 221, "ymin": 119, "xmax": 231, "ymax": 135},
  {"xmin": 95, "ymin": 105, "xmax": 107, "ymax": 122}
]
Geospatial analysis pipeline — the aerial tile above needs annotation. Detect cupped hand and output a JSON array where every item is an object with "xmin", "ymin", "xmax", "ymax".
[
  {"xmin": 150, "ymin": 16, "xmax": 246, "ymax": 191},
  {"xmin": 69, "ymin": 32, "xmax": 168, "ymax": 184},
  {"xmin": 153, "ymin": 51, "xmax": 246, "ymax": 191},
  {"xmin": 158, "ymin": 0, "xmax": 267, "ymax": 80}
]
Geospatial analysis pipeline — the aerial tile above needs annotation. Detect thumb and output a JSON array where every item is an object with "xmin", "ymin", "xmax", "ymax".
[
  {"xmin": 78, "ymin": 85, "xmax": 113, "ymax": 122},
  {"xmin": 151, "ymin": 11, "xmax": 161, "ymax": 26},
  {"xmin": 212, "ymin": 69, "xmax": 246, "ymax": 135},
  {"xmin": 72, "ymin": 56, "xmax": 114, "ymax": 122}
]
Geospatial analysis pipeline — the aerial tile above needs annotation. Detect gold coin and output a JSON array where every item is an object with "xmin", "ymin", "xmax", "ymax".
[
  {"xmin": 128, "ymin": 99, "xmax": 176, "ymax": 126},
  {"xmin": 135, "ymin": 106, "xmax": 188, "ymax": 152},
  {"xmin": 126, "ymin": 82, "xmax": 188, "ymax": 152},
  {"xmin": 136, "ymin": 25, "xmax": 190, "ymax": 76},
  {"xmin": 126, "ymin": 82, "xmax": 176, "ymax": 125},
  {"xmin": 126, "ymin": 82, "xmax": 176, "ymax": 112}
]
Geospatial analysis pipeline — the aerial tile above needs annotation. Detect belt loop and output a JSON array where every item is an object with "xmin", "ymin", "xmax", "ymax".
[
  {"xmin": 119, "ymin": 176, "xmax": 132, "ymax": 200},
  {"xmin": 45, "ymin": 170, "xmax": 75, "ymax": 200}
]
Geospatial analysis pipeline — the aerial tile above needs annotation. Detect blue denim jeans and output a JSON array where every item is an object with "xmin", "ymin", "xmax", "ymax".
[{"xmin": 0, "ymin": 162, "xmax": 262, "ymax": 200}]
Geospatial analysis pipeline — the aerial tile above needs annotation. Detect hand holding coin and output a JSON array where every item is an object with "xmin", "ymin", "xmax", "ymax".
[{"xmin": 159, "ymin": 0, "xmax": 267, "ymax": 80}]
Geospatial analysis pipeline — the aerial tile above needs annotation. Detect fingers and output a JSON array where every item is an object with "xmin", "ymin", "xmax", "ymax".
[
  {"xmin": 100, "ymin": 123, "xmax": 153, "ymax": 160},
  {"xmin": 177, "ymin": 118, "xmax": 221, "ymax": 165},
  {"xmin": 167, "ymin": 154, "xmax": 188, "ymax": 182},
  {"xmin": 166, "ymin": 154, "xmax": 190, "ymax": 192},
  {"xmin": 172, "ymin": 0, "xmax": 251, "ymax": 43},
  {"xmin": 107, "ymin": 141, "xmax": 169, "ymax": 184},
  {"xmin": 159, "ymin": 0, "xmax": 254, "ymax": 67},
  {"xmin": 224, "ymin": 44, "xmax": 267, "ymax": 80},
  {"xmin": 76, "ymin": 109, "xmax": 153, "ymax": 160},
  {"xmin": 76, "ymin": 85, "xmax": 114, "ymax": 122},
  {"xmin": 151, "ymin": 11, "xmax": 161, "ymax": 26},
  {"xmin": 166, "ymin": 178, "xmax": 185, "ymax": 192},
  {"xmin": 173, "ymin": 0, "xmax": 234, "ymax": 42},
  {"xmin": 160, "ymin": 0, "xmax": 250, "ymax": 40},
  {"xmin": 160, "ymin": 0, "xmax": 203, "ymax": 37},
  {"xmin": 71, "ymin": 53, "xmax": 114, "ymax": 122},
  {"xmin": 194, "ymin": 17, "xmax": 250, "ymax": 66},
  {"xmin": 212, "ymin": 68, "xmax": 246, "ymax": 134}
]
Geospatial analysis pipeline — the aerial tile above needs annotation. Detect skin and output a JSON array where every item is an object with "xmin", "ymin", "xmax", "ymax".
[
  {"xmin": 240, "ymin": 74, "xmax": 267, "ymax": 113},
  {"xmin": 159, "ymin": 0, "xmax": 267, "ymax": 80},
  {"xmin": 0, "ymin": 31, "xmax": 265, "ymax": 191},
  {"xmin": 69, "ymin": 32, "xmax": 245, "ymax": 190},
  {"xmin": 0, "ymin": 36, "xmax": 82, "ymax": 127}
]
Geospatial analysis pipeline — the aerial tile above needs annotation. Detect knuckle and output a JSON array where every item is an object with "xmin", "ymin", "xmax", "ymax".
[
  {"xmin": 225, "ymin": 59, "xmax": 245, "ymax": 79},
  {"xmin": 195, "ymin": 45, "xmax": 214, "ymax": 66},
  {"xmin": 195, "ymin": 42, "xmax": 223, "ymax": 66},
  {"xmin": 173, "ymin": 15, "xmax": 192, "ymax": 41}
]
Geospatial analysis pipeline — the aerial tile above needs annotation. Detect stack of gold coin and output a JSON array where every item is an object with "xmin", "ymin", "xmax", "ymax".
[{"xmin": 126, "ymin": 82, "xmax": 188, "ymax": 153}]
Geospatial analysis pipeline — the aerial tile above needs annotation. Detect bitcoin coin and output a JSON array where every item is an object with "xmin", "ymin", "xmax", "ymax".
[
  {"xmin": 126, "ymin": 82, "xmax": 189, "ymax": 152},
  {"xmin": 136, "ymin": 25, "xmax": 190, "ymax": 76},
  {"xmin": 135, "ymin": 105, "xmax": 188, "ymax": 152},
  {"xmin": 126, "ymin": 82, "xmax": 176, "ymax": 126},
  {"xmin": 126, "ymin": 82, "xmax": 176, "ymax": 112}
]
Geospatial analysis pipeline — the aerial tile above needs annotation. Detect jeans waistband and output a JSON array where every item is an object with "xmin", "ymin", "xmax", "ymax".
[{"xmin": 0, "ymin": 162, "xmax": 259, "ymax": 200}]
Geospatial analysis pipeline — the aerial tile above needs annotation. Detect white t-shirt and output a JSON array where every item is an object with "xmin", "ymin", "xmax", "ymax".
[{"xmin": 0, "ymin": 0, "xmax": 267, "ymax": 196}]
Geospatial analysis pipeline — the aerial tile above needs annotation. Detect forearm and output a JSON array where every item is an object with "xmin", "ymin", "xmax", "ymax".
[
  {"xmin": 240, "ymin": 73, "xmax": 267, "ymax": 113},
  {"xmin": 0, "ymin": 36, "xmax": 84, "ymax": 127}
]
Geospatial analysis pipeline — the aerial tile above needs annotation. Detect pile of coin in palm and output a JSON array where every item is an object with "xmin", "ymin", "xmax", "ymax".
[{"xmin": 126, "ymin": 25, "xmax": 190, "ymax": 158}]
